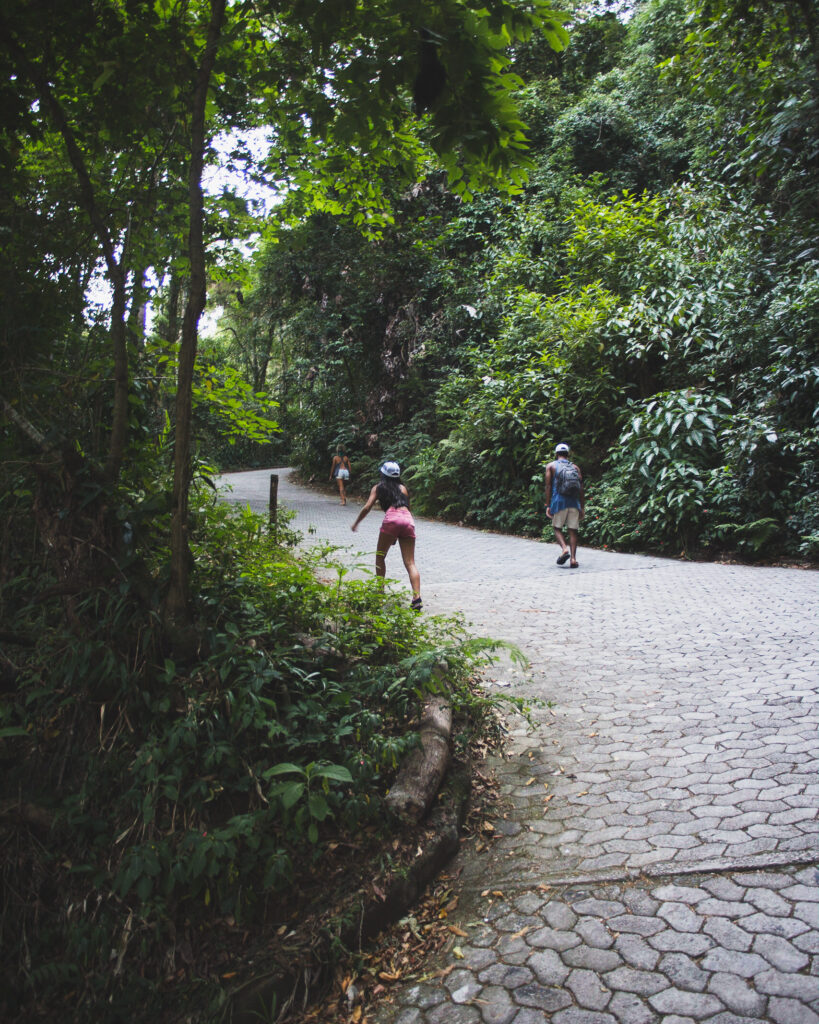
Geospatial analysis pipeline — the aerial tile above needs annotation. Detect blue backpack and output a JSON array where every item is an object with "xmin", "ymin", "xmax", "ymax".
[{"xmin": 554, "ymin": 461, "xmax": 582, "ymax": 499}]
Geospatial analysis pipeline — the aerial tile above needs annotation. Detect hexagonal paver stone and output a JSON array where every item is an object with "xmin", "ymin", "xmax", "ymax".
[
  {"xmin": 469, "ymin": 923, "xmax": 504, "ymax": 948},
  {"xmin": 512, "ymin": 982, "xmax": 573, "ymax": 1013},
  {"xmin": 562, "ymin": 944, "xmax": 623, "ymax": 972},
  {"xmin": 496, "ymin": 912, "xmax": 541, "ymax": 934},
  {"xmin": 651, "ymin": 884, "xmax": 709, "ymax": 904},
  {"xmin": 572, "ymin": 898, "xmax": 626, "ymax": 918},
  {"xmin": 550, "ymin": 1010, "xmax": 618, "ymax": 1024},
  {"xmin": 527, "ymin": 949, "xmax": 570, "ymax": 987},
  {"xmin": 793, "ymin": 902, "xmax": 819, "ymax": 927},
  {"xmin": 400, "ymin": 982, "xmax": 448, "ymax": 1009},
  {"xmin": 462, "ymin": 946, "xmax": 499, "ymax": 971},
  {"xmin": 754, "ymin": 968, "xmax": 819, "ymax": 1001},
  {"xmin": 606, "ymin": 966, "xmax": 669, "ymax": 998},
  {"xmin": 648, "ymin": 930, "xmax": 714, "ymax": 956},
  {"xmin": 745, "ymin": 888, "xmax": 792, "ymax": 916},
  {"xmin": 512, "ymin": 1010, "xmax": 556, "ymax": 1024},
  {"xmin": 697, "ymin": 898, "xmax": 755, "ymax": 919},
  {"xmin": 699, "ymin": 948, "xmax": 769, "ymax": 978},
  {"xmin": 527, "ymin": 925, "xmax": 583, "ymax": 951},
  {"xmin": 657, "ymin": 903, "xmax": 704, "ymax": 933},
  {"xmin": 479, "ymin": 964, "xmax": 534, "ymax": 989},
  {"xmin": 648, "ymin": 988, "xmax": 724, "ymax": 1018},
  {"xmin": 427, "ymin": 1002, "xmax": 481, "ymax": 1024},
  {"xmin": 543, "ymin": 901, "xmax": 579, "ymax": 930},
  {"xmin": 565, "ymin": 968, "xmax": 613, "ymax": 1011},
  {"xmin": 658, "ymin": 953, "xmax": 709, "ymax": 992},
  {"xmin": 738, "ymin": 912, "xmax": 809, "ymax": 939},
  {"xmin": 515, "ymin": 893, "xmax": 548, "ymax": 915},
  {"xmin": 793, "ymin": 929, "xmax": 819, "ymax": 953},
  {"xmin": 767, "ymin": 996, "xmax": 819, "ymax": 1024},
  {"xmin": 779, "ymin": 883, "xmax": 819, "ymax": 903},
  {"xmin": 620, "ymin": 889, "xmax": 661, "ymax": 916},
  {"xmin": 607, "ymin": 990, "xmax": 657, "ymax": 1024},
  {"xmin": 793, "ymin": 866, "xmax": 819, "ymax": 887},
  {"xmin": 614, "ymin": 933, "xmax": 661, "ymax": 971},
  {"xmin": 701, "ymin": 877, "xmax": 747, "ymax": 901},
  {"xmin": 706, "ymin": 971, "xmax": 767, "ymax": 1017},
  {"xmin": 752, "ymin": 932, "xmax": 811, "ymax": 972},
  {"xmin": 446, "ymin": 969, "xmax": 483, "ymax": 1004},
  {"xmin": 576, "ymin": 917, "xmax": 616, "ymax": 949},
  {"xmin": 479, "ymin": 985, "xmax": 519, "ymax": 1024},
  {"xmin": 497, "ymin": 934, "xmax": 534, "ymax": 963},
  {"xmin": 608, "ymin": 914, "xmax": 666, "ymax": 936},
  {"xmin": 703, "ymin": 916, "xmax": 754, "ymax": 951}
]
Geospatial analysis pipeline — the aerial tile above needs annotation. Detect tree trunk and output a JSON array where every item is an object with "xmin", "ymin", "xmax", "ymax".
[{"xmin": 163, "ymin": 0, "xmax": 227, "ymax": 642}]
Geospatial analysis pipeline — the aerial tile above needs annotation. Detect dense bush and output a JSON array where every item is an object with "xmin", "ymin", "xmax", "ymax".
[{"xmin": 0, "ymin": 487, "xmax": 509, "ymax": 1021}]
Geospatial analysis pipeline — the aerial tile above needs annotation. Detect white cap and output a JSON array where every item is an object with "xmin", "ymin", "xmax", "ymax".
[
  {"xmin": 379, "ymin": 461, "xmax": 401, "ymax": 478},
  {"xmin": 555, "ymin": 443, "xmax": 570, "ymax": 453}
]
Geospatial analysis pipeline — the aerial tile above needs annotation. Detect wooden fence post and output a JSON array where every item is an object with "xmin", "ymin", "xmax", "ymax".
[{"xmin": 269, "ymin": 473, "xmax": 278, "ymax": 536}]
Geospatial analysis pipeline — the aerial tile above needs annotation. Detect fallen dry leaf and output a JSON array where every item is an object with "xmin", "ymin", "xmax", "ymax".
[{"xmin": 448, "ymin": 925, "xmax": 469, "ymax": 937}]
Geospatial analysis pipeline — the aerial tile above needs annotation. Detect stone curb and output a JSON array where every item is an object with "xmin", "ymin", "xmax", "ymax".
[{"xmin": 464, "ymin": 848, "xmax": 819, "ymax": 894}]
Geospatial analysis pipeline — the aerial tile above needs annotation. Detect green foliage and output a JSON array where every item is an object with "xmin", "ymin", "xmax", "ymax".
[
  {"xmin": 604, "ymin": 389, "xmax": 735, "ymax": 549},
  {"xmin": 0, "ymin": 487, "xmax": 514, "ymax": 1019}
]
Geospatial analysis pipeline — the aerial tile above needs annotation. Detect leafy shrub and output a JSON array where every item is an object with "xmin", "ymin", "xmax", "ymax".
[{"xmin": 1, "ymin": 489, "xmax": 509, "ymax": 1020}]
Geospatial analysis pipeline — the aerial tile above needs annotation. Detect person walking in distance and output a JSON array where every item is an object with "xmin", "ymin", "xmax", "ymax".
[
  {"xmin": 329, "ymin": 445, "xmax": 352, "ymax": 505},
  {"xmin": 351, "ymin": 461, "xmax": 422, "ymax": 611},
  {"xmin": 545, "ymin": 442, "xmax": 584, "ymax": 568}
]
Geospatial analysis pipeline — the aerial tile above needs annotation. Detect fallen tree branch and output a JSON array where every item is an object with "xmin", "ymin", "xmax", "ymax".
[
  {"xmin": 385, "ymin": 696, "xmax": 453, "ymax": 823},
  {"xmin": 0, "ymin": 396, "xmax": 51, "ymax": 452}
]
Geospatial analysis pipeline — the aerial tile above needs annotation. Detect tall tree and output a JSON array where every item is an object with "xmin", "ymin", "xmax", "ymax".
[{"xmin": 2, "ymin": 0, "xmax": 570, "ymax": 644}]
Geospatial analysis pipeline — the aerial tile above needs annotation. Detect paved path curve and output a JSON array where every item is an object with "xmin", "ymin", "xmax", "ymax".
[{"xmin": 218, "ymin": 468, "xmax": 819, "ymax": 1024}]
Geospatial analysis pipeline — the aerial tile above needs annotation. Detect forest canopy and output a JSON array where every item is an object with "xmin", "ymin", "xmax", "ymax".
[{"xmin": 209, "ymin": 0, "xmax": 818, "ymax": 560}]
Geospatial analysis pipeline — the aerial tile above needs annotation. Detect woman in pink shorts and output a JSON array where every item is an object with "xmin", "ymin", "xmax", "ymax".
[{"xmin": 351, "ymin": 461, "xmax": 422, "ymax": 611}]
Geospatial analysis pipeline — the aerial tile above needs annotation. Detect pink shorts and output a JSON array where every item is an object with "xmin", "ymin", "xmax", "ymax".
[{"xmin": 380, "ymin": 506, "xmax": 416, "ymax": 539}]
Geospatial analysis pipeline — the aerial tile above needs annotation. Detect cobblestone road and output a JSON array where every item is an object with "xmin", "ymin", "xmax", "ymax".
[{"xmin": 218, "ymin": 469, "xmax": 819, "ymax": 1024}]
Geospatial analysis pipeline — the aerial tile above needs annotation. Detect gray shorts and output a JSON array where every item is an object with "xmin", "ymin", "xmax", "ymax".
[{"xmin": 552, "ymin": 507, "xmax": 580, "ymax": 530}]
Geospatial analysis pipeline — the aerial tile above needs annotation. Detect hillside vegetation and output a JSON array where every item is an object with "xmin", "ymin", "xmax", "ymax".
[{"xmin": 214, "ymin": 0, "xmax": 818, "ymax": 561}]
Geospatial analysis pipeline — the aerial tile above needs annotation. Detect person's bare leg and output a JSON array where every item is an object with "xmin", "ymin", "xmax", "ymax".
[
  {"xmin": 339, "ymin": 478, "xmax": 347, "ymax": 504},
  {"xmin": 397, "ymin": 536, "xmax": 421, "ymax": 598},
  {"xmin": 554, "ymin": 525, "xmax": 570, "ymax": 560},
  {"xmin": 376, "ymin": 531, "xmax": 396, "ymax": 579},
  {"xmin": 568, "ymin": 528, "xmax": 579, "ymax": 566}
]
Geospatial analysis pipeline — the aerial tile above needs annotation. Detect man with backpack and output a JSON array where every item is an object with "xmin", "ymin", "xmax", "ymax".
[{"xmin": 544, "ymin": 442, "xmax": 584, "ymax": 568}]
